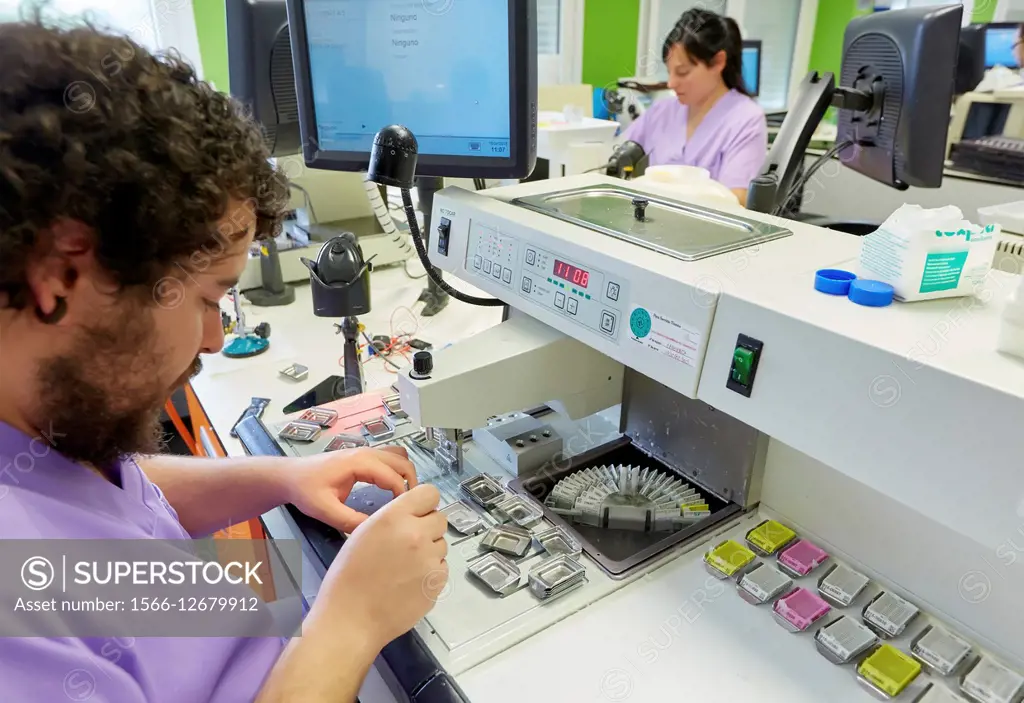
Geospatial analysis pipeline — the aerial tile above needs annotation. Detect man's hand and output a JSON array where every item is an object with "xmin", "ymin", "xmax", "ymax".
[{"xmin": 284, "ymin": 446, "xmax": 419, "ymax": 533}]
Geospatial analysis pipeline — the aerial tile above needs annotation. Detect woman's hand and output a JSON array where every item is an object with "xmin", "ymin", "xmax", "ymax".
[{"xmin": 284, "ymin": 446, "xmax": 419, "ymax": 533}]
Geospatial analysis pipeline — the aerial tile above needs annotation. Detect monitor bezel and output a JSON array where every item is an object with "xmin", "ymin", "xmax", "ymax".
[
  {"xmin": 982, "ymin": 22, "xmax": 1021, "ymax": 69},
  {"xmin": 285, "ymin": 0, "xmax": 538, "ymax": 179},
  {"xmin": 741, "ymin": 39, "xmax": 763, "ymax": 99}
]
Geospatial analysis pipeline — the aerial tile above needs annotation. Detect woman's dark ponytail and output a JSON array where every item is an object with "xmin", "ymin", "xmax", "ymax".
[{"xmin": 662, "ymin": 9, "xmax": 749, "ymax": 96}]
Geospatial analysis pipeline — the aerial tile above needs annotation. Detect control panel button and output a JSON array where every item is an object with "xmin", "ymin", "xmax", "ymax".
[
  {"xmin": 600, "ymin": 311, "xmax": 616, "ymax": 335},
  {"xmin": 555, "ymin": 292, "xmax": 566, "ymax": 309},
  {"xmin": 567, "ymin": 298, "xmax": 578, "ymax": 315},
  {"xmin": 492, "ymin": 265, "xmax": 502, "ymax": 279},
  {"xmin": 522, "ymin": 277, "xmax": 532, "ymax": 293},
  {"xmin": 607, "ymin": 281, "xmax": 620, "ymax": 301},
  {"xmin": 483, "ymin": 260, "xmax": 492, "ymax": 274},
  {"xmin": 473, "ymin": 255, "xmax": 482, "ymax": 270},
  {"xmin": 502, "ymin": 268, "xmax": 512, "ymax": 284},
  {"xmin": 525, "ymin": 249, "xmax": 537, "ymax": 265}
]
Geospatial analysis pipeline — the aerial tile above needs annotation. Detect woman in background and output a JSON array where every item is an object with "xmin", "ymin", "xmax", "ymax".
[
  {"xmin": 623, "ymin": 9, "xmax": 768, "ymax": 206},
  {"xmin": 1015, "ymin": 23, "xmax": 1023, "ymax": 70}
]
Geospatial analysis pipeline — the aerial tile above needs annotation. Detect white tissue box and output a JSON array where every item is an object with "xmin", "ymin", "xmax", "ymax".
[{"xmin": 859, "ymin": 204, "xmax": 999, "ymax": 302}]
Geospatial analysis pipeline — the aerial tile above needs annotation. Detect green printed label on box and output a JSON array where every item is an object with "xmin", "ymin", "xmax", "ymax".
[{"xmin": 919, "ymin": 251, "xmax": 968, "ymax": 294}]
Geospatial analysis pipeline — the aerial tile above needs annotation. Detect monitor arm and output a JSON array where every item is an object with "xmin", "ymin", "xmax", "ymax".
[{"xmin": 746, "ymin": 71, "xmax": 875, "ymax": 215}]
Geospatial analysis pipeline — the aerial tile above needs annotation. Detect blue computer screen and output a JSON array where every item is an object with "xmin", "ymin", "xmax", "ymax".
[
  {"xmin": 742, "ymin": 46, "xmax": 760, "ymax": 96},
  {"xmin": 985, "ymin": 26, "xmax": 1020, "ymax": 68},
  {"xmin": 302, "ymin": 0, "xmax": 512, "ymax": 158}
]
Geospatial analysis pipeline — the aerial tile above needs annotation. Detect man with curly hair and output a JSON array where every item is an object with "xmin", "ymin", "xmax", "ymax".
[{"xmin": 0, "ymin": 20, "xmax": 449, "ymax": 702}]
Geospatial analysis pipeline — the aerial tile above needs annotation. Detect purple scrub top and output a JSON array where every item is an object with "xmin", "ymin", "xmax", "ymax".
[
  {"xmin": 0, "ymin": 422, "xmax": 284, "ymax": 702},
  {"xmin": 623, "ymin": 90, "xmax": 768, "ymax": 190}
]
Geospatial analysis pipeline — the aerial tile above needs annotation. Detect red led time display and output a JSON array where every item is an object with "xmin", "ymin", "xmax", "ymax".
[{"xmin": 553, "ymin": 259, "xmax": 590, "ymax": 288}]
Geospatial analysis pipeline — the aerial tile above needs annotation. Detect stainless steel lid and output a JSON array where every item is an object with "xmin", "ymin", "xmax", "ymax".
[{"xmin": 513, "ymin": 184, "xmax": 791, "ymax": 262}]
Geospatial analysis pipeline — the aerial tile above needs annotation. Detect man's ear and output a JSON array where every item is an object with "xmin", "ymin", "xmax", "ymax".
[{"xmin": 24, "ymin": 220, "xmax": 96, "ymax": 324}]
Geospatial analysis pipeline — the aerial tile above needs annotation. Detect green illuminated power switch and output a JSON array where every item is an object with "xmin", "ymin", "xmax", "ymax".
[
  {"xmin": 732, "ymin": 348, "xmax": 754, "ymax": 385},
  {"xmin": 727, "ymin": 334, "xmax": 763, "ymax": 397}
]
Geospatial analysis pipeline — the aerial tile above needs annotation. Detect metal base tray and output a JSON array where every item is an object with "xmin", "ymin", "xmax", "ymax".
[{"xmin": 508, "ymin": 437, "xmax": 743, "ymax": 578}]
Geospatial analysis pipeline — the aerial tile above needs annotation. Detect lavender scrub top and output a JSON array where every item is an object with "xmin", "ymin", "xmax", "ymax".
[
  {"xmin": 0, "ymin": 422, "xmax": 284, "ymax": 702},
  {"xmin": 623, "ymin": 90, "xmax": 768, "ymax": 190}
]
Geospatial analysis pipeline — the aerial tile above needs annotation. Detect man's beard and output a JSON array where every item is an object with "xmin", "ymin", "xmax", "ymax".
[{"xmin": 31, "ymin": 314, "xmax": 202, "ymax": 470}]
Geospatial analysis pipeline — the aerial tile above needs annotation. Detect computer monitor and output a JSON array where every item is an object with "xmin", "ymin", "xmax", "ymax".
[
  {"xmin": 984, "ymin": 23, "xmax": 1022, "ymax": 69},
  {"xmin": 741, "ymin": 40, "xmax": 761, "ymax": 98},
  {"xmin": 749, "ymin": 5, "xmax": 964, "ymax": 214},
  {"xmin": 836, "ymin": 4, "xmax": 963, "ymax": 189},
  {"xmin": 285, "ymin": 0, "xmax": 537, "ymax": 179},
  {"xmin": 226, "ymin": 0, "xmax": 302, "ymax": 157},
  {"xmin": 957, "ymin": 24, "xmax": 987, "ymax": 95}
]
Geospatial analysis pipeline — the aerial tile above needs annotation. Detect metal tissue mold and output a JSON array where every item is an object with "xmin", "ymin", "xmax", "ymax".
[
  {"xmin": 468, "ymin": 552, "xmax": 521, "ymax": 597},
  {"xmin": 528, "ymin": 555, "xmax": 586, "ymax": 601},
  {"xmin": 460, "ymin": 474, "xmax": 506, "ymax": 509},
  {"xmin": 479, "ymin": 524, "xmax": 533, "ymax": 558}
]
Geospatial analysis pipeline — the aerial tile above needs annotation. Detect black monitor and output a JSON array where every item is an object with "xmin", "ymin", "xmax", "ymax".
[
  {"xmin": 226, "ymin": 0, "xmax": 302, "ymax": 157},
  {"xmin": 741, "ymin": 40, "xmax": 762, "ymax": 98},
  {"xmin": 749, "ymin": 5, "xmax": 963, "ymax": 214},
  {"xmin": 983, "ymin": 22, "xmax": 1022, "ymax": 69},
  {"xmin": 285, "ymin": 0, "xmax": 537, "ymax": 179},
  {"xmin": 957, "ymin": 24, "xmax": 987, "ymax": 95},
  {"xmin": 836, "ymin": 4, "xmax": 962, "ymax": 189}
]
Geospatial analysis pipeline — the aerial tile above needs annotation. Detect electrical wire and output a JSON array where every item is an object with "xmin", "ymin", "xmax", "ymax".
[
  {"xmin": 401, "ymin": 188, "xmax": 504, "ymax": 307},
  {"xmin": 358, "ymin": 330, "xmax": 405, "ymax": 371},
  {"xmin": 364, "ymin": 177, "xmax": 414, "ymax": 259},
  {"xmin": 773, "ymin": 140, "xmax": 855, "ymax": 217},
  {"xmin": 403, "ymin": 258, "xmax": 428, "ymax": 279}
]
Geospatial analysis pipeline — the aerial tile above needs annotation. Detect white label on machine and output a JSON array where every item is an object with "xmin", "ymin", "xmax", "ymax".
[{"xmin": 627, "ymin": 306, "xmax": 702, "ymax": 368}]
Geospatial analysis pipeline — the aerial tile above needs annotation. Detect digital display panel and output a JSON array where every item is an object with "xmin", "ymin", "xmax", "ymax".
[{"xmin": 553, "ymin": 259, "xmax": 590, "ymax": 288}]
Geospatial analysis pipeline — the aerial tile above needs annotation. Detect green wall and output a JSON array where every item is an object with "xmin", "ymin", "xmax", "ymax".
[
  {"xmin": 581, "ymin": 0, "xmax": 640, "ymax": 89},
  {"xmin": 193, "ymin": 0, "xmax": 229, "ymax": 92}
]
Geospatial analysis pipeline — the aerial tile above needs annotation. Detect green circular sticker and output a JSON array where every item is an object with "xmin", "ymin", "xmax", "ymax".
[{"xmin": 630, "ymin": 308, "xmax": 652, "ymax": 338}]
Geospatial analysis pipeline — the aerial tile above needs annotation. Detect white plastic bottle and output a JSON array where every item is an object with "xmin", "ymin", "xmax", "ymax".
[{"xmin": 998, "ymin": 275, "xmax": 1024, "ymax": 361}]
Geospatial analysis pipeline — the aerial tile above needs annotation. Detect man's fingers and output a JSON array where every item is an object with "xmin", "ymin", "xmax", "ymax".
[
  {"xmin": 374, "ymin": 448, "xmax": 418, "ymax": 488},
  {"xmin": 316, "ymin": 499, "xmax": 368, "ymax": 534},
  {"xmin": 420, "ymin": 509, "xmax": 448, "ymax": 541},
  {"xmin": 431, "ymin": 535, "xmax": 449, "ymax": 561},
  {"xmin": 378, "ymin": 445, "xmax": 408, "ymax": 460},
  {"xmin": 347, "ymin": 458, "xmax": 407, "ymax": 496},
  {"xmin": 394, "ymin": 484, "xmax": 441, "ymax": 517}
]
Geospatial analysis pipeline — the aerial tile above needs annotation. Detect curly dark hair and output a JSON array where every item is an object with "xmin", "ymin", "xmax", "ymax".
[{"xmin": 0, "ymin": 19, "xmax": 289, "ymax": 309}]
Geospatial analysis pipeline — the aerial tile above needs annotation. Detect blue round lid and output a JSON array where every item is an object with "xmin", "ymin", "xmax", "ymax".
[
  {"xmin": 814, "ymin": 269, "xmax": 857, "ymax": 296},
  {"xmin": 848, "ymin": 279, "xmax": 894, "ymax": 307}
]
